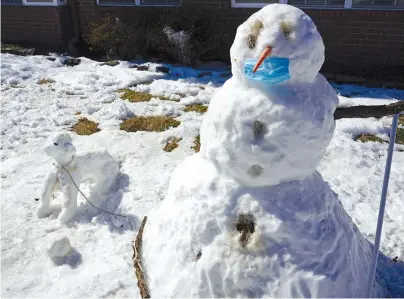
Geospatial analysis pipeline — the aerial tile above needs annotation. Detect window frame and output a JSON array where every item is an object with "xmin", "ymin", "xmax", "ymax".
[
  {"xmin": 22, "ymin": 0, "xmax": 62, "ymax": 6},
  {"xmin": 1, "ymin": 0, "xmax": 65, "ymax": 6},
  {"xmin": 96, "ymin": 0, "xmax": 181, "ymax": 6},
  {"xmin": 1, "ymin": 0, "xmax": 23, "ymax": 5},
  {"xmin": 231, "ymin": 0, "xmax": 404, "ymax": 9}
]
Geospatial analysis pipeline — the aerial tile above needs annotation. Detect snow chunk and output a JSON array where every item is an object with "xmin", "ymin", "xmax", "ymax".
[
  {"xmin": 47, "ymin": 236, "xmax": 71, "ymax": 259},
  {"xmin": 95, "ymin": 99, "xmax": 135, "ymax": 120}
]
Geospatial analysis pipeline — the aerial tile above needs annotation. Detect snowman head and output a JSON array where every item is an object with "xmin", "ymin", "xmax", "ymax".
[
  {"xmin": 230, "ymin": 4, "xmax": 324, "ymax": 85},
  {"xmin": 44, "ymin": 133, "xmax": 76, "ymax": 167}
]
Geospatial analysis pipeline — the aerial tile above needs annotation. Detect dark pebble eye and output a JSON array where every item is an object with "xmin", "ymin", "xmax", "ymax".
[
  {"xmin": 54, "ymin": 143, "xmax": 58, "ymax": 146},
  {"xmin": 247, "ymin": 34, "xmax": 256, "ymax": 49},
  {"xmin": 280, "ymin": 21, "xmax": 294, "ymax": 37}
]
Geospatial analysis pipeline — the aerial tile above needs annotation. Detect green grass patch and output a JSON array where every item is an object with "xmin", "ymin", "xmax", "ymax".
[
  {"xmin": 163, "ymin": 137, "xmax": 182, "ymax": 152},
  {"xmin": 395, "ymin": 128, "xmax": 404, "ymax": 145},
  {"xmin": 355, "ymin": 134, "xmax": 387, "ymax": 144},
  {"xmin": 38, "ymin": 78, "xmax": 55, "ymax": 85},
  {"xmin": 118, "ymin": 88, "xmax": 174, "ymax": 102},
  {"xmin": 355, "ymin": 130, "xmax": 404, "ymax": 145},
  {"xmin": 1, "ymin": 44, "xmax": 23, "ymax": 51},
  {"xmin": 71, "ymin": 118, "xmax": 100, "ymax": 135},
  {"xmin": 192, "ymin": 135, "xmax": 200, "ymax": 153},
  {"xmin": 176, "ymin": 93, "xmax": 187, "ymax": 98},
  {"xmin": 184, "ymin": 104, "xmax": 208, "ymax": 114},
  {"xmin": 399, "ymin": 115, "xmax": 404, "ymax": 126},
  {"xmin": 104, "ymin": 60, "xmax": 119, "ymax": 66},
  {"xmin": 120, "ymin": 116, "xmax": 180, "ymax": 132}
]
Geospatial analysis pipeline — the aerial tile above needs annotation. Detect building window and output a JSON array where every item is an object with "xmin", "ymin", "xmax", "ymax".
[
  {"xmin": 98, "ymin": 0, "xmax": 136, "ymax": 5},
  {"xmin": 352, "ymin": 0, "xmax": 404, "ymax": 7},
  {"xmin": 22, "ymin": 0, "xmax": 63, "ymax": 5},
  {"xmin": 97, "ymin": 0, "xmax": 181, "ymax": 5},
  {"xmin": 1, "ymin": 0, "xmax": 65, "ymax": 5},
  {"xmin": 140, "ymin": 0, "xmax": 181, "ymax": 5},
  {"xmin": 232, "ymin": 0, "xmax": 279, "ymax": 8},
  {"xmin": 232, "ymin": 0, "xmax": 404, "ymax": 8},
  {"xmin": 1, "ymin": 0, "xmax": 22, "ymax": 4},
  {"xmin": 288, "ymin": 0, "xmax": 344, "ymax": 7}
]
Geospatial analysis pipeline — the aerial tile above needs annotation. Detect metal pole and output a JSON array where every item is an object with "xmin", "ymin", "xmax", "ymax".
[{"xmin": 366, "ymin": 113, "xmax": 400, "ymax": 298}]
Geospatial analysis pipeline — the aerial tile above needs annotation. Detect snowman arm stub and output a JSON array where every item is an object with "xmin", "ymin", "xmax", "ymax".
[{"xmin": 334, "ymin": 101, "xmax": 404, "ymax": 120}]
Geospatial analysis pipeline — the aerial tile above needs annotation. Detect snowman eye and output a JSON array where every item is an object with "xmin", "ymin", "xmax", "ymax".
[
  {"xmin": 280, "ymin": 21, "xmax": 294, "ymax": 38},
  {"xmin": 247, "ymin": 34, "xmax": 257, "ymax": 49},
  {"xmin": 54, "ymin": 143, "xmax": 58, "ymax": 146}
]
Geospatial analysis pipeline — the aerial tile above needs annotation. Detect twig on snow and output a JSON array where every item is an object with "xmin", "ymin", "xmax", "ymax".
[
  {"xmin": 133, "ymin": 216, "xmax": 150, "ymax": 298},
  {"xmin": 334, "ymin": 101, "xmax": 404, "ymax": 120}
]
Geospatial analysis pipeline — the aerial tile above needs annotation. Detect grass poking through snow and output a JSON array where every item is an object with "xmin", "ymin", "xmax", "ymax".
[
  {"xmin": 104, "ymin": 60, "xmax": 119, "ymax": 66},
  {"xmin": 355, "ymin": 130, "xmax": 404, "ymax": 145},
  {"xmin": 118, "ymin": 89, "xmax": 175, "ymax": 102},
  {"xmin": 1, "ymin": 44, "xmax": 23, "ymax": 51},
  {"xmin": 192, "ymin": 135, "xmax": 201, "ymax": 153},
  {"xmin": 120, "ymin": 116, "xmax": 180, "ymax": 133},
  {"xmin": 71, "ymin": 118, "xmax": 100, "ymax": 135},
  {"xmin": 399, "ymin": 115, "xmax": 404, "ymax": 126},
  {"xmin": 119, "ymin": 89, "xmax": 153, "ymax": 102},
  {"xmin": 355, "ymin": 134, "xmax": 387, "ymax": 144},
  {"xmin": 184, "ymin": 104, "xmax": 208, "ymax": 114},
  {"xmin": 396, "ymin": 128, "xmax": 404, "ymax": 145},
  {"xmin": 163, "ymin": 137, "xmax": 182, "ymax": 152},
  {"xmin": 38, "ymin": 79, "xmax": 55, "ymax": 85}
]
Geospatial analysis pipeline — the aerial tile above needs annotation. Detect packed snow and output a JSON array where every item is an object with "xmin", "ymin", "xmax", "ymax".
[{"xmin": 1, "ymin": 20, "xmax": 404, "ymax": 298}]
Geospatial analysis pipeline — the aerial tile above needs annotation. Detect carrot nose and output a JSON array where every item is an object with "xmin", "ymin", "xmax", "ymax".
[{"xmin": 252, "ymin": 46, "xmax": 272, "ymax": 73}]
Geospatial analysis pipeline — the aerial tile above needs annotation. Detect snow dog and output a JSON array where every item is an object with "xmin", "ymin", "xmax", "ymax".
[{"xmin": 37, "ymin": 133, "xmax": 119, "ymax": 224}]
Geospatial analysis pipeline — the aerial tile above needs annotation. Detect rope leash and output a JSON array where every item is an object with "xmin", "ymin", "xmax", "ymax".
[
  {"xmin": 52, "ymin": 157, "xmax": 149, "ymax": 297},
  {"xmin": 53, "ymin": 158, "xmax": 134, "ymax": 231}
]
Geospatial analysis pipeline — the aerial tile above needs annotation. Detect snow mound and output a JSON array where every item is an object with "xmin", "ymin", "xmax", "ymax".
[
  {"xmin": 143, "ymin": 154, "xmax": 384, "ymax": 297},
  {"xmin": 95, "ymin": 99, "xmax": 135, "ymax": 121},
  {"xmin": 47, "ymin": 236, "xmax": 71, "ymax": 259}
]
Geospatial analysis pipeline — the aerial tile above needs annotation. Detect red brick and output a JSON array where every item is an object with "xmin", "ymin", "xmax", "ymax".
[
  {"xmin": 340, "ymin": 38, "xmax": 360, "ymax": 45},
  {"xmin": 385, "ymin": 28, "xmax": 403, "ymax": 35}
]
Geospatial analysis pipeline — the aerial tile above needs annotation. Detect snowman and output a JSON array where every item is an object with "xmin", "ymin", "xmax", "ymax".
[{"xmin": 142, "ymin": 4, "xmax": 385, "ymax": 297}]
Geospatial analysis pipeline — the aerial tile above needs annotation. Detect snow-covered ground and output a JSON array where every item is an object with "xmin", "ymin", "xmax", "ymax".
[{"xmin": 1, "ymin": 53, "xmax": 403, "ymax": 297}]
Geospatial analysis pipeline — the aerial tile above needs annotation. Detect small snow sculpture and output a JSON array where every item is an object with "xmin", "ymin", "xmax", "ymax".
[
  {"xmin": 47, "ymin": 236, "xmax": 72, "ymax": 259},
  {"xmin": 142, "ymin": 4, "xmax": 386, "ymax": 298},
  {"xmin": 37, "ymin": 133, "xmax": 119, "ymax": 224}
]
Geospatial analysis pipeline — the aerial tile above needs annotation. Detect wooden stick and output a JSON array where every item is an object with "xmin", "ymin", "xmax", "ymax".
[
  {"xmin": 133, "ymin": 216, "xmax": 150, "ymax": 298},
  {"xmin": 334, "ymin": 101, "xmax": 404, "ymax": 120}
]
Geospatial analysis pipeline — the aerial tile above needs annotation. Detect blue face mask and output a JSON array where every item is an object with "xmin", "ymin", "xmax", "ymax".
[{"xmin": 244, "ymin": 57, "xmax": 291, "ymax": 85}]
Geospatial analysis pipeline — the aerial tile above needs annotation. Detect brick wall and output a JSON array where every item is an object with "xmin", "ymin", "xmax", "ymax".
[
  {"xmin": 74, "ymin": 0, "xmax": 403, "ymax": 79},
  {"xmin": 306, "ymin": 10, "xmax": 404, "ymax": 79},
  {"xmin": 1, "ymin": 6, "xmax": 73, "ymax": 52},
  {"xmin": 1, "ymin": 0, "xmax": 403, "ymax": 80}
]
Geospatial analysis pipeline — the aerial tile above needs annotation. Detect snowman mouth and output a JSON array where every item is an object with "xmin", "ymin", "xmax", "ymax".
[{"xmin": 252, "ymin": 46, "xmax": 272, "ymax": 73}]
